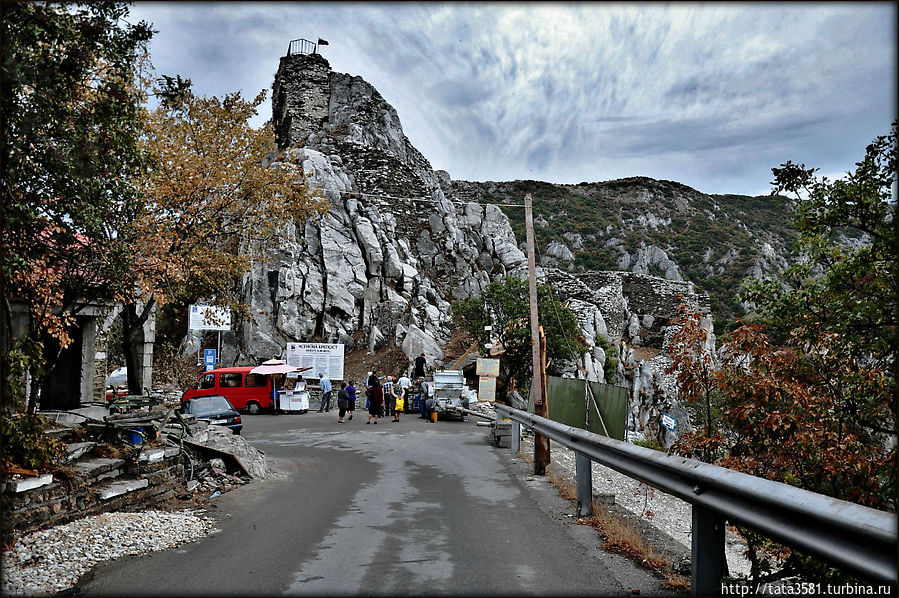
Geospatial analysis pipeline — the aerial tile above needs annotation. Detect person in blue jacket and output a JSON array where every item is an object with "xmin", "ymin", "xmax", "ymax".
[{"xmin": 318, "ymin": 372, "xmax": 332, "ymax": 412}]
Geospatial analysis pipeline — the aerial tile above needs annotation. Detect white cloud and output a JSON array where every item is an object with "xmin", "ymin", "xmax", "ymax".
[{"xmin": 128, "ymin": 2, "xmax": 897, "ymax": 196}]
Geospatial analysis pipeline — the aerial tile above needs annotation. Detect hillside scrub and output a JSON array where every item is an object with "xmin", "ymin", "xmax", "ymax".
[
  {"xmin": 455, "ymin": 177, "xmax": 798, "ymax": 321},
  {"xmin": 667, "ymin": 122, "xmax": 897, "ymax": 582}
]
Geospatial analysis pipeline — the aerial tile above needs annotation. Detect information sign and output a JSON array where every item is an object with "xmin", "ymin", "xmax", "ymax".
[
  {"xmin": 188, "ymin": 304, "xmax": 232, "ymax": 331},
  {"xmin": 204, "ymin": 349, "xmax": 217, "ymax": 371},
  {"xmin": 476, "ymin": 358, "xmax": 501, "ymax": 377},
  {"xmin": 478, "ymin": 376, "xmax": 497, "ymax": 402},
  {"xmin": 285, "ymin": 343, "xmax": 345, "ymax": 381}
]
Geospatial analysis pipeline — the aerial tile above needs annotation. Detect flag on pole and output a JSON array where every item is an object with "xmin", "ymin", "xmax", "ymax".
[{"xmin": 317, "ymin": 38, "xmax": 329, "ymax": 46}]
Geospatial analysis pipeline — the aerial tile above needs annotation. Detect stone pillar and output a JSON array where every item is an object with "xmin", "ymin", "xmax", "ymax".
[
  {"xmin": 138, "ymin": 304, "xmax": 156, "ymax": 393},
  {"xmin": 79, "ymin": 316, "xmax": 98, "ymax": 404}
]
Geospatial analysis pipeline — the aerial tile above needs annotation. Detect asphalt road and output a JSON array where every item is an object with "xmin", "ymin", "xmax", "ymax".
[{"xmin": 76, "ymin": 410, "xmax": 676, "ymax": 596}]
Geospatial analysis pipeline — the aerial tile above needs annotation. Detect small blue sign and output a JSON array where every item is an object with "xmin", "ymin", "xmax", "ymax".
[
  {"xmin": 661, "ymin": 413, "xmax": 677, "ymax": 431},
  {"xmin": 204, "ymin": 349, "xmax": 217, "ymax": 371}
]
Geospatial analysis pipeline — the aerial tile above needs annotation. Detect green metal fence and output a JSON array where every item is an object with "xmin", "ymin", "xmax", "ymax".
[{"xmin": 530, "ymin": 376, "xmax": 628, "ymax": 440}]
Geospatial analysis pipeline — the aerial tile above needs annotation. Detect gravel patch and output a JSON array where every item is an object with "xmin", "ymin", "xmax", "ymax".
[
  {"xmin": 1, "ymin": 510, "xmax": 216, "ymax": 596},
  {"xmin": 519, "ymin": 434, "xmax": 752, "ymax": 577}
]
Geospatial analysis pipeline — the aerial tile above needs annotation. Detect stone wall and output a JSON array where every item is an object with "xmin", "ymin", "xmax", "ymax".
[
  {"xmin": 1, "ymin": 449, "xmax": 184, "ymax": 542},
  {"xmin": 273, "ymin": 52, "xmax": 331, "ymax": 150}
]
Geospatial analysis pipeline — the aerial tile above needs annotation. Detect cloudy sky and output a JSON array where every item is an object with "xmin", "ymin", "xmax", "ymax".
[{"xmin": 128, "ymin": 2, "xmax": 896, "ymax": 197}]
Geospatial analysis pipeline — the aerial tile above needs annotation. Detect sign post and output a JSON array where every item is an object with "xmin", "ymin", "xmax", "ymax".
[{"xmin": 189, "ymin": 304, "xmax": 231, "ymax": 372}]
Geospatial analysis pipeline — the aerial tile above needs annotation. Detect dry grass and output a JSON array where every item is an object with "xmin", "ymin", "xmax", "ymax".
[
  {"xmin": 581, "ymin": 503, "xmax": 670, "ymax": 572},
  {"xmin": 546, "ymin": 467, "xmax": 578, "ymax": 501},
  {"xmin": 631, "ymin": 346, "xmax": 662, "ymax": 361},
  {"xmin": 515, "ymin": 440, "xmax": 690, "ymax": 591},
  {"xmin": 660, "ymin": 571, "xmax": 691, "ymax": 591},
  {"xmin": 544, "ymin": 472, "xmax": 690, "ymax": 589}
]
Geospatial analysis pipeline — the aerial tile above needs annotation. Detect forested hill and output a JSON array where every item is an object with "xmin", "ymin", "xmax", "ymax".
[{"xmin": 448, "ymin": 176, "xmax": 799, "ymax": 322}]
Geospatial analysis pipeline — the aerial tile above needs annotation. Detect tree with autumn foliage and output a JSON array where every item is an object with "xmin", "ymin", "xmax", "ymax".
[
  {"xmin": 117, "ymin": 79, "xmax": 327, "ymax": 394},
  {"xmin": 1, "ymin": 2, "xmax": 153, "ymax": 413},
  {"xmin": 665, "ymin": 304, "xmax": 722, "ymax": 463},
  {"xmin": 667, "ymin": 123, "xmax": 896, "ymax": 582}
]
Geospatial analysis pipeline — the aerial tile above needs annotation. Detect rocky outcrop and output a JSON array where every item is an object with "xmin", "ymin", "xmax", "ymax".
[
  {"xmin": 209, "ymin": 49, "xmax": 721, "ymax": 444},
  {"xmin": 229, "ymin": 52, "xmax": 526, "ymax": 368},
  {"xmin": 543, "ymin": 268, "xmax": 711, "ymax": 447}
]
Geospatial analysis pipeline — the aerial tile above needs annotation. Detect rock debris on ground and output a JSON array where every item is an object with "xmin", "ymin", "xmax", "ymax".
[{"xmin": 0, "ymin": 510, "xmax": 216, "ymax": 596}]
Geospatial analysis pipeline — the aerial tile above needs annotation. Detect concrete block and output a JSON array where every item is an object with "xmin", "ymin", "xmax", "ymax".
[
  {"xmin": 65, "ymin": 442, "xmax": 96, "ymax": 462},
  {"xmin": 4, "ymin": 474, "xmax": 53, "ymax": 493},
  {"xmin": 138, "ymin": 449, "xmax": 165, "ymax": 463},
  {"xmin": 96, "ymin": 478, "xmax": 149, "ymax": 500},
  {"xmin": 593, "ymin": 492, "xmax": 616, "ymax": 505},
  {"xmin": 72, "ymin": 457, "xmax": 125, "ymax": 476},
  {"xmin": 163, "ymin": 446, "xmax": 181, "ymax": 459}
]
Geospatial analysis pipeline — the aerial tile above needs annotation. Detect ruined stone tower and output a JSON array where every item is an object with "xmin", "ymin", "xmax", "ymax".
[{"xmin": 272, "ymin": 51, "xmax": 331, "ymax": 151}]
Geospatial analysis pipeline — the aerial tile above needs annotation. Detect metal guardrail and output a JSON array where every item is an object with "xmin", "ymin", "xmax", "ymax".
[{"xmin": 495, "ymin": 404, "xmax": 897, "ymax": 594}]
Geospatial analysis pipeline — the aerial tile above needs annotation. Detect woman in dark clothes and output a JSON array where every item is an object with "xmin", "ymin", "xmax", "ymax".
[
  {"xmin": 366, "ymin": 378, "xmax": 384, "ymax": 424},
  {"xmin": 346, "ymin": 380, "xmax": 357, "ymax": 420},
  {"xmin": 337, "ymin": 382, "xmax": 349, "ymax": 423}
]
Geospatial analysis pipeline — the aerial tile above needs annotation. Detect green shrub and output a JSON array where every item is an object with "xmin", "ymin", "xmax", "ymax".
[
  {"xmin": 633, "ymin": 437, "xmax": 664, "ymax": 451},
  {"xmin": 594, "ymin": 334, "xmax": 618, "ymax": 384},
  {"xmin": 1, "ymin": 413, "xmax": 68, "ymax": 472}
]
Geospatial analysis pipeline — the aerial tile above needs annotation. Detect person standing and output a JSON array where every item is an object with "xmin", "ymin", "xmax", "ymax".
[
  {"xmin": 397, "ymin": 373, "xmax": 412, "ymax": 413},
  {"xmin": 413, "ymin": 353, "xmax": 428, "ymax": 379},
  {"xmin": 346, "ymin": 380, "xmax": 357, "ymax": 421},
  {"xmin": 336, "ymin": 382, "xmax": 349, "ymax": 423},
  {"xmin": 365, "ymin": 370, "xmax": 378, "ymax": 411},
  {"xmin": 383, "ymin": 376, "xmax": 395, "ymax": 420},
  {"xmin": 366, "ymin": 378, "xmax": 384, "ymax": 424},
  {"xmin": 318, "ymin": 372, "xmax": 332, "ymax": 413},
  {"xmin": 391, "ymin": 381, "xmax": 404, "ymax": 422}
]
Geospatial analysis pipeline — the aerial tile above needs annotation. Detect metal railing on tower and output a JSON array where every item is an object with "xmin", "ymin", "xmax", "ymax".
[{"xmin": 287, "ymin": 38, "xmax": 327, "ymax": 56}]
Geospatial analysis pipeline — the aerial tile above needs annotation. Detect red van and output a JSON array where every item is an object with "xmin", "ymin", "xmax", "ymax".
[{"xmin": 182, "ymin": 367, "xmax": 274, "ymax": 415}]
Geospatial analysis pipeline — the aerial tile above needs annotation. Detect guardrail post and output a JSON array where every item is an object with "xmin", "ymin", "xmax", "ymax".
[
  {"xmin": 575, "ymin": 452, "xmax": 593, "ymax": 517},
  {"xmin": 511, "ymin": 421, "xmax": 520, "ymax": 454},
  {"xmin": 691, "ymin": 505, "xmax": 726, "ymax": 596}
]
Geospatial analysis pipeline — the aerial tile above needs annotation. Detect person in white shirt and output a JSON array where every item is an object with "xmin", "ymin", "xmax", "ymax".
[{"xmin": 396, "ymin": 374, "xmax": 412, "ymax": 413}]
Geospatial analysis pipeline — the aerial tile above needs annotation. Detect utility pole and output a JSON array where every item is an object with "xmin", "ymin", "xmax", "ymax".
[{"xmin": 524, "ymin": 193, "xmax": 550, "ymax": 475}]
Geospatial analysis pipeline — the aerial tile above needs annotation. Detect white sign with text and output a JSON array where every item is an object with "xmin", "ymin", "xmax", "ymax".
[{"xmin": 285, "ymin": 342, "xmax": 345, "ymax": 381}]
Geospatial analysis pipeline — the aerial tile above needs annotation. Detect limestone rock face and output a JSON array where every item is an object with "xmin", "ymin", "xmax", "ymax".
[
  {"xmin": 544, "ymin": 267, "xmax": 712, "ymax": 447},
  {"xmin": 212, "ymin": 50, "xmax": 720, "ymax": 446},
  {"xmin": 231, "ymin": 52, "xmax": 531, "ymax": 368}
]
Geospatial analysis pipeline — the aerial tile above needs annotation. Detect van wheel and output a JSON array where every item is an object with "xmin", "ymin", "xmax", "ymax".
[{"xmin": 247, "ymin": 402, "xmax": 261, "ymax": 415}]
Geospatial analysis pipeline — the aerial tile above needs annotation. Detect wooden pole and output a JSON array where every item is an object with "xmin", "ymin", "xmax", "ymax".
[
  {"xmin": 536, "ymin": 326, "xmax": 550, "ymax": 473},
  {"xmin": 524, "ymin": 193, "xmax": 550, "ymax": 475}
]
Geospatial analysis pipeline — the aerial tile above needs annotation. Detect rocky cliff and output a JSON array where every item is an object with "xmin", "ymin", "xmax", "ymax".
[
  {"xmin": 452, "ymin": 179, "xmax": 797, "ymax": 320},
  {"xmin": 197, "ymin": 50, "xmax": 733, "ymax": 446}
]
